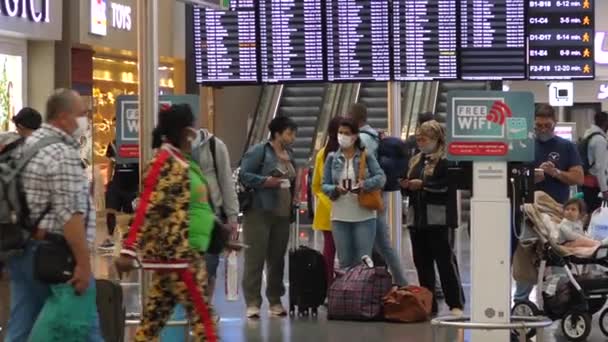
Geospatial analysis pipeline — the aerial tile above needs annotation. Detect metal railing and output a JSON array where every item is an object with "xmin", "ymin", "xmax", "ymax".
[{"xmin": 431, "ymin": 315, "xmax": 553, "ymax": 342}]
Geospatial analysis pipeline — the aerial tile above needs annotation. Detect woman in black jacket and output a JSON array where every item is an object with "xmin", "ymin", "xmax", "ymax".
[{"xmin": 401, "ymin": 120, "xmax": 465, "ymax": 316}]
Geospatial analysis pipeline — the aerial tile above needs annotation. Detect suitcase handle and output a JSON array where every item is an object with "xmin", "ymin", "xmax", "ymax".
[{"xmin": 291, "ymin": 203, "xmax": 300, "ymax": 251}]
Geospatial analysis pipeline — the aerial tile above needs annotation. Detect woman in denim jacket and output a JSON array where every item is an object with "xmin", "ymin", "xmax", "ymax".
[
  {"xmin": 322, "ymin": 118, "xmax": 386, "ymax": 269},
  {"xmin": 239, "ymin": 116, "xmax": 298, "ymax": 319}
]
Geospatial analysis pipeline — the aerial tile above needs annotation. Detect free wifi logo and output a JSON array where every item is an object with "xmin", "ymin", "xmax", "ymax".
[{"xmin": 486, "ymin": 101, "xmax": 513, "ymax": 126}]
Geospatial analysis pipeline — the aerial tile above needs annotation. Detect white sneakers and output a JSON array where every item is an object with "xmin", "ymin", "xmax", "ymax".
[
  {"xmin": 246, "ymin": 304, "xmax": 287, "ymax": 318},
  {"xmin": 246, "ymin": 306, "xmax": 260, "ymax": 319},
  {"xmin": 450, "ymin": 308, "xmax": 464, "ymax": 317}
]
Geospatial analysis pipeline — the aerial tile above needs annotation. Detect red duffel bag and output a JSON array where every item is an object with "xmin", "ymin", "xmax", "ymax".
[{"xmin": 382, "ymin": 285, "xmax": 433, "ymax": 323}]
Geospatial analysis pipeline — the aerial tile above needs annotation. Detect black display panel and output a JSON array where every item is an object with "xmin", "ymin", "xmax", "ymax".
[
  {"xmin": 326, "ymin": 0, "xmax": 391, "ymax": 81},
  {"xmin": 528, "ymin": 0, "xmax": 595, "ymax": 80},
  {"xmin": 459, "ymin": 0, "xmax": 527, "ymax": 80},
  {"xmin": 192, "ymin": 6, "xmax": 258, "ymax": 84},
  {"xmin": 393, "ymin": 0, "xmax": 458, "ymax": 80},
  {"xmin": 259, "ymin": 0, "xmax": 324, "ymax": 82}
]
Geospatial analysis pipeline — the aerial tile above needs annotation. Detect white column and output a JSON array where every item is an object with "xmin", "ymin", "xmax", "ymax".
[
  {"xmin": 387, "ymin": 82, "xmax": 402, "ymax": 254},
  {"xmin": 470, "ymin": 162, "xmax": 511, "ymax": 342}
]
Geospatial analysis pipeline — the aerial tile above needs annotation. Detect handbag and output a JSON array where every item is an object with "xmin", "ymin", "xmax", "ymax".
[
  {"xmin": 34, "ymin": 233, "xmax": 76, "ymax": 284},
  {"xmin": 383, "ymin": 285, "xmax": 433, "ymax": 323},
  {"xmin": 357, "ymin": 151, "xmax": 384, "ymax": 211}
]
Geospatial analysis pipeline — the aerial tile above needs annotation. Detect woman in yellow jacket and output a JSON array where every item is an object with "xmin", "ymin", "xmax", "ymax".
[{"xmin": 312, "ymin": 116, "xmax": 343, "ymax": 285}]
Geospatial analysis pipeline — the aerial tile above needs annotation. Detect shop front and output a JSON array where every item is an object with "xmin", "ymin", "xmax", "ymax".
[
  {"xmin": 0, "ymin": 0, "xmax": 62, "ymax": 133},
  {"xmin": 66, "ymin": 0, "xmax": 185, "ymax": 207}
]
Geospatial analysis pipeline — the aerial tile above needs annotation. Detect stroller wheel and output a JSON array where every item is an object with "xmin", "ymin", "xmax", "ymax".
[
  {"xmin": 599, "ymin": 308, "xmax": 608, "ymax": 337},
  {"xmin": 511, "ymin": 300, "xmax": 540, "ymax": 339},
  {"xmin": 561, "ymin": 312, "xmax": 592, "ymax": 341}
]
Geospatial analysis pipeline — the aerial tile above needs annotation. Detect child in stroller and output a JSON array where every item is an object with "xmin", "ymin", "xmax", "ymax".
[{"xmin": 512, "ymin": 192, "xmax": 608, "ymax": 342}]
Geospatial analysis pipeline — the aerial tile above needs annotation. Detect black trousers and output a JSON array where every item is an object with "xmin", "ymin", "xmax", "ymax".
[
  {"xmin": 583, "ymin": 186, "xmax": 602, "ymax": 215},
  {"xmin": 410, "ymin": 227, "xmax": 465, "ymax": 312}
]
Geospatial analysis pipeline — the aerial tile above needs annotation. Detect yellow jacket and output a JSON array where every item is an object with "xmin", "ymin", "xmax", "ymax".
[{"xmin": 312, "ymin": 147, "xmax": 332, "ymax": 231}]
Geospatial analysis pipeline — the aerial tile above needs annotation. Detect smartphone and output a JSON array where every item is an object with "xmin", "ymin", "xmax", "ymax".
[{"xmin": 270, "ymin": 168, "xmax": 286, "ymax": 178}]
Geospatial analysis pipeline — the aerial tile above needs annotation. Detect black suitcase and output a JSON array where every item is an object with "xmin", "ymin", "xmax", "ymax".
[
  {"xmin": 289, "ymin": 209, "xmax": 327, "ymax": 317},
  {"xmin": 96, "ymin": 279, "xmax": 126, "ymax": 342}
]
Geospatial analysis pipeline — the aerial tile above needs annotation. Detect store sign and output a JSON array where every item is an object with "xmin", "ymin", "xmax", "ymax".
[
  {"xmin": 115, "ymin": 95, "xmax": 200, "ymax": 163},
  {"xmin": 597, "ymin": 32, "xmax": 608, "ymax": 65},
  {"xmin": 447, "ymin": 91, "xmax": 535, "ymax": 162},
  {"xmin": 597, "ymin": 84, "xmax": 608, "ymax": 100},
  {"xmin": 90, "ymin": 0, "xmax": 131, "ymax": 36},
  {"xmin": 0, "ymin": 0, "xmax": 49, "ymax": 23}
]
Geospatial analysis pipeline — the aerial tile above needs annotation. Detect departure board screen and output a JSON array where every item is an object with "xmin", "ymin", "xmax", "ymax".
[
  {"xmin": 326, "ymin": 0, "xmax": 391, "ymax": 81},
  {"xmin": 259, "ymin": 0, "xmax": 324, "ymax": 82},
  {"xmin": 528, "ymin": 0, "xmax": 595, "ymax": 80},
  {"xmin": 192, "ymin": 6, "xmax": 258, "ymax": 84},
  {"xmin": 459, "ymin": 0, "xmax": 527, "ymax": 80},
  {"xmin": 393, "ymin": 0, "xmax": 458, "ymax": 80}
]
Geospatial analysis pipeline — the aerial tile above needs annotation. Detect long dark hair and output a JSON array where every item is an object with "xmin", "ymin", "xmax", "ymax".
[
  {"xmin": 339, "ymin": 118, "xmax": 364, "ymax": 151},
  {"xmin": 324, "ymin": 116, "xmax": 343, "ymax": 159},
  {"xmin": 152, "ymin": 104, "xmax": 194, "ymax": 149}
]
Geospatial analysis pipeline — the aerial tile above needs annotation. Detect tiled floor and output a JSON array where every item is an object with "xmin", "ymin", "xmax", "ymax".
[{"xmin": 3, "ymin": 218, "xmax": 608, "ymax": 341}]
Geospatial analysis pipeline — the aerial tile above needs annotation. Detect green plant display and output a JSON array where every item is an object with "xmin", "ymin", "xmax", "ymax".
[{"xmin": 0, "ymin": 58, "xmax": 9, "ymax": 131}]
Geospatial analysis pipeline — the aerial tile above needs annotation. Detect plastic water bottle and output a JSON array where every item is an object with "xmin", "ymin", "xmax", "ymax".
[{"xmin": 361, "ymin": 255, "xmax": 374, "ymax": 268}]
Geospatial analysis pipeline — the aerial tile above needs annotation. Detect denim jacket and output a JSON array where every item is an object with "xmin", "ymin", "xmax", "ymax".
[
  {"xmin": 322, "ymin": 149, "xmax": 386, "ymax": 198},
  {"xmin": 239, "ymin": 141, "xmax": 296, "ymax": 211}
]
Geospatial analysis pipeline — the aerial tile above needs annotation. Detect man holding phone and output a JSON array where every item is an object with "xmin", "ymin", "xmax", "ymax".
[{"xmin": 514, "ymin": 104, "xmax": 584, "ymax": 302}]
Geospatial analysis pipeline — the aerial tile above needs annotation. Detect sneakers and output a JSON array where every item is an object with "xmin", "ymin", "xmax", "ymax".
[
  {"xmin": 246, "ymin": 306, "xmax": 260, "ymax": 319},
  {"xmin": 450, "ymin": 308, "xmax": 464, "ymax": 317},
  {"xmin": 269, "ymin": 304, "xmax": 287, "ymax": 317},
  {"xmin": 98, "ymin": 238, "xmax": 115, "ymax": 251}
]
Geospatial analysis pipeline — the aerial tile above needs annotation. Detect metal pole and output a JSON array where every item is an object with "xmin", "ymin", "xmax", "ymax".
[
  {"xmin": 387, "ymin": 82, "xmax": 402, "ymax": 254},
  {"xmin": 137, "ymin": 0, "xmax": 159, "ymax": 313}
]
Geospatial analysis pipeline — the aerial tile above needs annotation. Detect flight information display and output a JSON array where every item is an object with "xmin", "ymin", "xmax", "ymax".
[
  {"xmin": 326, "ymin": 0, "xmax": 391, "ymax": 81},
  {"xmin": 259, "ymin": 0, "xmax": 324, "ymax": 82},
  {"xmin": 393, "ymin": 0, "xmax": 458, "ymax": 80},
  {"xmin": 528, "ymin": 0, "xmax": 595, "ymax": 80},
  {"xmin": 459, "ymin": 0, "xmax": 527, "ymax": 80},
  {"xmin": 192, "ymin": 6, "xmax": 258, "ymax": 84}
]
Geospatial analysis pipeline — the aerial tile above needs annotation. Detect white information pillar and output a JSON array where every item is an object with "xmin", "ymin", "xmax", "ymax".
[
  {"xmin": 387, "ymin": 82, "xmax": 402, "ymax": 254},
  {"xmin": 470, "ymin": 162, "xmax": 511, "ymax": 342}
]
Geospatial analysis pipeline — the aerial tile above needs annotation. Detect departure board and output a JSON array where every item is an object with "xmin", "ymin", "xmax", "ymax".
[
  {"xmin": 528, "ymin": 0, "xmax": 595, "ymax": 80},
  {"xmin": 393, "ymin": 0, "xmax": 458, "ymax": 80},
  {"xmin": 259, "ymin": 0, "xmax": 324, "ymax": 82},
  {"xmin": 326, "ymin": 0, "xmax": 391, "ymax": 81},
  {"xmin": 192, "ymin": 7, "xmax": 258, "ymax": 84},
  {"xmin": 459, "ymin": 0, "xmax": 527, "ymax": 80}
]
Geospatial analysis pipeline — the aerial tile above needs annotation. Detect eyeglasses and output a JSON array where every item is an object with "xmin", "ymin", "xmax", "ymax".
[{"xmin": 535, "ymin": 123, "xmax": 553, "ymax": 130}]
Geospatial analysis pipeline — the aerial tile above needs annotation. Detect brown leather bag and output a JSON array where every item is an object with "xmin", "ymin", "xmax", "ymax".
[
  {"xmin": 383, "ymin": 285, "xmax": 433, "ymax": 323},
  {"xmin": 357, "ymin": 151, "xmax": 384, "ymax": 211}
]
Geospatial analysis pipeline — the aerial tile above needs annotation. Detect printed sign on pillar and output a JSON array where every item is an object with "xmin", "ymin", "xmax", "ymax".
[
  {"xmin": 446, "ymin": 91, "xmax": 535, "ymax": 162},
  {"xmin": 115, "ymin": 95, "xmax": 200, "ymax": 164}
]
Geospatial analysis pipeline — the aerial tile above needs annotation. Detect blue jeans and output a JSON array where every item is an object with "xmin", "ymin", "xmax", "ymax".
[
  {"xmin": 513, "ymin": 281, "xmax": 534, "ymax": 301},
  {"xmin": 205, "ymin": 253, "xmax": 220, "ymax": 279},
  {"xmin": 6, "ymin": 242, "xmax": 104, "ymax": 342},
  {"xmin": 332, "ymin": 219, "xmax": 377, "ymax": 269},
  {"xmin": 374, "ymin": 195, "xmax": 408, "ymax": 285}
]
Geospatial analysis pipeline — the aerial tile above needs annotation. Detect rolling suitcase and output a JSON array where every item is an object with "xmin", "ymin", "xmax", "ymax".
[
  {"xmin": 96, "ymin": 279, "xmax": 126, "ymax": 342},
  {"xmin": 288, "ymin": 208, "xmax": 327, "ymax": 316}
]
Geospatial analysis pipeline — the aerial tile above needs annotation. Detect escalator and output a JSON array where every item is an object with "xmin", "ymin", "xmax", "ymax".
[
  {"xmin": 357, "ymin": 82, "xmax": 388, "ymax": 131},
  {"xmin": 434, "ymin": 81, "xmax": 489, "ymax": 121},
  {"xmin": 276, "ymin": 84, "xmax": 328, "ymax": 166}
]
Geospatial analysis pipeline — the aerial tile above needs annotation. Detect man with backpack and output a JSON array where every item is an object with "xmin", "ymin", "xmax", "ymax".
[
  {"xmin": 581, "ymin": 111, "xmax": 608, "ymax": 213},
  {"xmin": 2, "ymin": 89, "xmax": 103, "ymax": 341},
  {"xmin": 0, "ymin": 107, "xmax": 42, "ymax": 154},
  {"xmin": 192, "ymin": 128, "xmax": 239, "ymax": 300},
  {"xmin": 349, "ymin": 103, "xmax": 408, "ymax": 286}
]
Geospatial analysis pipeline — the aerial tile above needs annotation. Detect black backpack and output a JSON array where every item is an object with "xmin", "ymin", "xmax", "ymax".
[
  {"xmin": 578, "ymin": 132, "xmax": 604, "ymax": 175},
  {"xmin": 361, "ymin": 131, "xmax": 409, "ymax": 191}
]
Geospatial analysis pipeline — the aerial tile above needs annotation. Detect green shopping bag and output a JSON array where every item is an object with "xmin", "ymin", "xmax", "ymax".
[{"xmin": 28, "ymin": 283, "xmax": 97, "ymax": 342}]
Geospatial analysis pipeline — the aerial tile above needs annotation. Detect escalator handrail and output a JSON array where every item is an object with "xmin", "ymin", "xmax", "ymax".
[{"xmin": 243, "ymin": 86, "xmax": 265, "ymax": 155}]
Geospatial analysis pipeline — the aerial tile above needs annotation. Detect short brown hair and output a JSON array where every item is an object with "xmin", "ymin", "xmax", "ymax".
[
  {"xmin": 564, "ymin": 198, "xmax": 587, "ymax": 216},
  {"xmin": 535, "ymin": 104, "xmax": 556, "ymax": 121},
  {"xmin": 348, "ymin": 103, "xmax": 368, "ymax": 125}
]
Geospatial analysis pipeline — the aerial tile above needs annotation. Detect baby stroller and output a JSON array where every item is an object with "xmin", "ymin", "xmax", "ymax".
[{"xmin": 511, "ymin": 191, "xmax": 608, "ymax": 341}]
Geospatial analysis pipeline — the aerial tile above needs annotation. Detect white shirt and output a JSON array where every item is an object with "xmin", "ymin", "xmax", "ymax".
[{"xmin": 331, "ymin": 157, "xmax": 376, "ymax": 222}]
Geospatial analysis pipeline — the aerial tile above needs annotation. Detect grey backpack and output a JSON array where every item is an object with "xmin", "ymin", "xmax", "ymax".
[{"xmin": 0, "ymin": 137, "xmax": 62, "ymax": 259}]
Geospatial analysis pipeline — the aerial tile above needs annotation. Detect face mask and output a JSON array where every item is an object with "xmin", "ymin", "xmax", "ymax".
[
  {"xmin": 185, "ymin": 128, "xmax": 198, "ymax": 143},
  {"xmin": 420, "ymin": 142, "xmax": 437, "ymax": 154},
  {"xmin": 536, "ymin": 132, "xmax": 554, "ymax": 142},
  {"xmin": 338, "ymin": 134, "xmax": 354, "ymax": 148},
  {"xmin": 72, "ymin": 117, "xmax": 89, "ymax": 138}
]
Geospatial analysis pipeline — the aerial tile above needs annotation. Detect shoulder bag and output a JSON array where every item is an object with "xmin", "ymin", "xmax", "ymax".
[{"xmin": 357, "ymin": 151, "xmax": 384, "ymax": 211}]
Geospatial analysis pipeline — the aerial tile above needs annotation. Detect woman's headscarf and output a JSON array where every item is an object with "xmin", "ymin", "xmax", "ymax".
[{"xmin": 408, "ymin": 120, "xmax": 446, "ymax": 178}]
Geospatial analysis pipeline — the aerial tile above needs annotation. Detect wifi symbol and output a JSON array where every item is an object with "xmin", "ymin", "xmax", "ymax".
[{"xmin": 486, "ymin": 101, "xmax": 513, "ymax": 126}]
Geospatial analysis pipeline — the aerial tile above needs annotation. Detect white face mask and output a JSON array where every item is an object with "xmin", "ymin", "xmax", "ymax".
[
  {"xmin": 72, "ymin": 117, "xmax": 89, "ymax": 139},
  {"xmin": 338, "ymin": 133, "xmax": 354, "ymax": 148},
  {"xmin": 420, "ymin": 142, "xmax": 437, "ymax": 154}
]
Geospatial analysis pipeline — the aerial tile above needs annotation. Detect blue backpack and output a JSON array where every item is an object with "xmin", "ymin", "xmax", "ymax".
[{"xmin": 361, "ymin": 131, "xmax": 408, "ymax": 192}]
